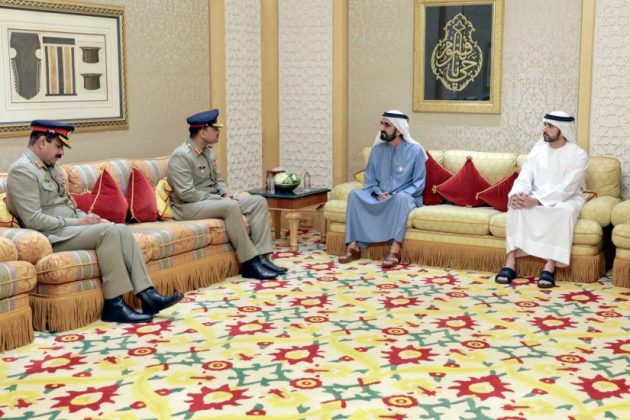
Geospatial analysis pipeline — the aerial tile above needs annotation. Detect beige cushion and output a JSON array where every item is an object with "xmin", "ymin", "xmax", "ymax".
[
  {"xmin": 613, "ymin": 223, "xmax": 630, "ymax": 249},
  {"xmin": 612, "ymin": 200, "xmax": 630, "ymax": 226},
  {"xmin": 410, "ymin": 205, "xmax": 500, "ymax": 236},
  {"xmin": 585, "ymin": 157, "xmax": 621, "ymax": 197},
  {"xmin": 442, "ymin": 150, "xmax": 517, "ymax": 184},
  {"xmin": 331, "ymin": 182, "xmax": 362, "ymax": 201},
  {"xmin": 323, "ymin": 200, "xmax": 348, "ymax": 224},
  {"xmin": 580, "ymin": 196, "xmax": 621, "ymax": 227}
]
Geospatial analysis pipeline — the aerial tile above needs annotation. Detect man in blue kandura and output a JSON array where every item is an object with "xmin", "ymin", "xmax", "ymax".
[{"xmin": 339, "ymin": 110, "xmax": 427, "ymax": 269}]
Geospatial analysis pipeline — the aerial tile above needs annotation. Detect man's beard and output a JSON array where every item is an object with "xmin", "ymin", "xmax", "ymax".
[
  {"xmin": 544, "ymin": 132, "xmax": 561, "ymax": 143},
  {"xmin": 380, "ymin": 131, "xmax": 396, "ymax": 142}
]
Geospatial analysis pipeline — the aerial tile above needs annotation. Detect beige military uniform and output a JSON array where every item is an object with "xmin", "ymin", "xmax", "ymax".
[
  {"xmin": 168, "ymin": 138, "xmax": 273, "ymax": 263},
  {"xmin": 7, "ymin": 150, "xmax": 152, "ymax": 299}
]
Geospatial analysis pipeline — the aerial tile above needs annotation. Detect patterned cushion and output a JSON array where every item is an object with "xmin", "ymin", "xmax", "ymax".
[
  {"xmin": 442, "ymin": 150, "xmax": 517, "ymax": 184},
  {"xmin": 611, "ymin": 200, "xmax": 630, "ymax": 226},
  {"xmin": 0, "ymin": 237, "xmax": 18, "ymax": 262},
  {"xmin": 613, "ymin": 223, "xmax": 630, "ymax": 249},
  {"xmin": 64, "ymin": 159, "xmax": 132, "ymax": 194},
  {"xmin": 128, "ymin": 221, "xmax": 215, "ymax": 260},
  {"xmin": 409, "ymin": 205, "xmax": 500, "ymax": 236},
  {"xmin": 585, "ymin": 157, "xmax": 621, "ymax": 197},
  {"xmin": 0, "ymin": 193, "xmax": 19, "ymax": 228},
  {"xmin": 0, "ymin": 294, "xmax": 30, "ymax": 315},
  {"xmin": 155, "ymin": 178, "xmax": 174, "ymax": 221},
  {"xmin": 580, "ymin": 196, "xmax": 621, "ymax": 227},
  {"xmin": 0, "ymin": 228, "xmax": 53, "ymax": 264},
  {"xmin": 36, "ymin": 251, "xmax": 101, "ymax": 285},
  {"xmin": 34, "ymin": 278, "xmax": 101, "ymax": 296},
  {"xmin": 147, "ymin": 243, "xmax": 234, "ymax": 272},
  {"xmin": 129, "ymin": 157, "xmax": 169, "ymax": 187},
  {"xmin": 0, "ymin": 261, "xmax": 37, "ymax": 299}
]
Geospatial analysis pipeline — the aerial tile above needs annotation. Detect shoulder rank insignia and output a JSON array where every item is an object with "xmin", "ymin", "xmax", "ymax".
[{"xmin": 35, "ymin": 161, "xmax": 44, "ymax": 169}]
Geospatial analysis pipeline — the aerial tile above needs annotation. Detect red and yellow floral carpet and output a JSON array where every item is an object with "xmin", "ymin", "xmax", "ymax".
[{"xmin": 1, "ymin": 231, "xmax": 629, "ymax": 418}]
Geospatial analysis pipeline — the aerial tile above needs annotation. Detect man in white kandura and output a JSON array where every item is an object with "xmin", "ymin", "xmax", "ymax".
[
  {"xmin": 495, "ymin": 111, "xmax": 589, "ymax": 288},
  {"xmin": 339, "ymin": 110, "xmax": 427, "ymax": 269}
]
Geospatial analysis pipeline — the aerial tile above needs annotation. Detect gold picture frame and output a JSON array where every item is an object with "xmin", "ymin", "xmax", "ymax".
[
  {"xmin": 0, "ymin": 0, "xmax": 127, "ymax": 137},
  {"xmin": 413, "ymin": 0, "xmax": 503, "ymax": 113}
]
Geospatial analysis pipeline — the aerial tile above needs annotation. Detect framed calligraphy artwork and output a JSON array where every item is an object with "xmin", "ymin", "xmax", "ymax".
[
  {"xmin": 0, "ymin": 0, "xmax": 127, "ymax": 138},
  {"xmin": 413, "ymin": 0, "xmax": 503, "ymax": 113}
]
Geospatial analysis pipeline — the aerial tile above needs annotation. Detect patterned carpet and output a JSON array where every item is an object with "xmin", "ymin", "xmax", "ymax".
[{"xmin": 1, "ymin": 231, "xmax": 629, "ymax": 419}]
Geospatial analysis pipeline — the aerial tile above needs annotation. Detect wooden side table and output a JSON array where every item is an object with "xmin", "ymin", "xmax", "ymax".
[{"xmin": 249, "ymin": 187, "xmax": 330, "ymax": 251}]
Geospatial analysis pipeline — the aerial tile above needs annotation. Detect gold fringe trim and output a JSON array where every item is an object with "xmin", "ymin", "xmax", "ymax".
[
  {"xmin": 30, "ymin": 289, "xmax": 103, "ymax": 332},
  {"xmin": 327, "ymin": 231, "xmax": 604, "ymax": 283},
  {"xmin": 125, "ymin": 252, "xmax": 240, "ymax": 309},
  {"xmin": 612, "ymin": 258, "xmax": 630, "ymax": 288},
  {"xmin": 0, "ymin": 306, "xmax": 34, "ymax": 351}
]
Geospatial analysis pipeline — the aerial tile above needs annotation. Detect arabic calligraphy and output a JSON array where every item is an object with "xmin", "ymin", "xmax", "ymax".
[{"xmin": 431, "ymin": 13, "xmax": 483, "ymax": 92}]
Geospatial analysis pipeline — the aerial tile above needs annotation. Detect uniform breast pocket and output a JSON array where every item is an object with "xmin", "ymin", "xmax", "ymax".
[
  {"xmin": 40, "ymin": 180, "xmax": 60, "ymax": 201},
  {"xmin": 193, "ymin": 165, "xmax": 209, "ymax": 182}
]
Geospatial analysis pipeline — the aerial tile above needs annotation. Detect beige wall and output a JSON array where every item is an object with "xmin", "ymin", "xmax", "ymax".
[
  {"xmin": 590, "ymin": 0, "xmax": 630, "ymax": 199},
  {"xmin": 348, "ymin": 0, "xmax": 582, "ymax": 176},
  {"xmin": 0, "ymin": 0, "xmax": 210, "ymax": 171}
]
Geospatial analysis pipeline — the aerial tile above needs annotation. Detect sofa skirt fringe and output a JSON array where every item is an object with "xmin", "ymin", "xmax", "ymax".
[
  {"xmin": 612, "ymin": 258, "xmax": 630, "ymax": 288},
  {"xmin": 326, "ymin": 231, "xmax": 604, "ymax": 283},
  {"xmin": 125, "ymin": 251, "xmax": 240, "ymax": 309},
  {"xmin": 0, "ymin": 306, "xmax": 34, "ymax": 351},
  {"xmin": 30, "ymin": 289, "xmax": 103, "ymax": 332}
]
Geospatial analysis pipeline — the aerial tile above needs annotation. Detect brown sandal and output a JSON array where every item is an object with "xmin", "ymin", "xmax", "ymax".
[
  {"xmin": 339, "ymin": 247, "xmax": 360, "ymax": 264},
  {"xmin": 381, "ymin": 251, "xmax": 401, "ymax": 269}
]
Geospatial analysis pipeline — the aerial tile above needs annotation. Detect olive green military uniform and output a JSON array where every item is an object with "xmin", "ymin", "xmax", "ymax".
[
  {"xmin": 168, "ymin": 139, "xmax": 273, "ymax": 263},
  {"xmin": 7, "ymin": 150, "xmax": 153, "ymax": 299}
]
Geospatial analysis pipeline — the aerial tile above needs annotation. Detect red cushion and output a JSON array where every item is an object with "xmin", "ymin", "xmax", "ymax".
[
  {"xmin": 476, "ymin": 171, "xmax": 519, "ymax": 212},
  {"xmin": 127, "ymin": 167, "xmax": 158, "ymax": 223},
  {"xmin": 435, "ymin": 157, "xmax": 491, "ymax": 207},
  {"xmin": 423, "ymin": 152, "xmax": 453, "ymax": 205},
  {"xmin": 70, "ymin": 191, "xmax": 92, "ymax": 212},
  {"xmin": 69, "ymin": 169, "xmax": 128, "ymax": 223}
]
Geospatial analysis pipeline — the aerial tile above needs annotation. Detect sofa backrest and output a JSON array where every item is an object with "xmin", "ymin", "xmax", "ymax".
[
  {"xmin": 63, "ymin": 157, "xmax": 169, "ymax": 194},
  {"xmin": 361, "ymin": 146, "xmax": 621, "ymax": 198}
]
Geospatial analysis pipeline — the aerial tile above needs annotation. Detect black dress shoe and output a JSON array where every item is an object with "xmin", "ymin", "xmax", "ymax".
[
  {"xmin": 102, "ymin": 296, "xmax": 153, "ymax": 323},
  {"xmin": 241, "ymin": 257, "xmax": 278, "ymax": 280},
  {"xmin": 261, "ymin": 255, "xmax": 288, "ymax": 274},
  {"xmin": 137, "ymin": 287, "xmax": 183, "ymax": 315}
]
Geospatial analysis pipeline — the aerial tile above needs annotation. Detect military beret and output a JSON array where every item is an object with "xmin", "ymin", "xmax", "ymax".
[
  {"xmin": 186, "ymin": 109, "xmax": 224, "ymax": 129},
  {"xmin": 30, "ymin": 119, "xmax": 75, "ymax": 148}
]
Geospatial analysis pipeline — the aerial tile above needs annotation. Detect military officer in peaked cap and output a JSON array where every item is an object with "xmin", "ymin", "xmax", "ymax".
[
  {"xmin": 168, "ymin": 109, "xmax": 286, "ymax": 280},
  {"xmin": 7, "ymin": 120, "xmax": 183, "ymax": 323}
]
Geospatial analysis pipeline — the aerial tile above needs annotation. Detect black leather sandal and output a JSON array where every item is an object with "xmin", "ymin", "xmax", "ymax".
[
  {"xmin": 495, "ymin": 267, "xmax": 516, "ymax": 285},
  {"xmin": 537, "ymin": 270, "xmax": 556, "ymax": 289}
]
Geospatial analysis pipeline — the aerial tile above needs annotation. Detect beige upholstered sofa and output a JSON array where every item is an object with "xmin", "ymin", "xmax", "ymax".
[
  {"xmin": 611, "ymin": 200, "xmax": 630, "ymax": 287},
  {"xmin": 0, "ymin": 237, "xmax": 36, "ymax": 351},
  {"xmin": 0, "ymin": 156, "xmax": 243, "ymax": 334},
  {"xmin": 324, "ymin": 148, "xmax": 621, "ymax": 283}
]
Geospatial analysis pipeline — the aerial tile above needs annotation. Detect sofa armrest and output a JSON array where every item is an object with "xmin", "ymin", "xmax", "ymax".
[
  {"xmin": 0, "ymin": 227, "xmax": 53, "ymax": 265},
  {"xmin": 331, "ymin": 181, "xmax": 362, "ymax": 201},
  {"xmin": 0, "ymin": 237, "xmax": 18, "ymax": 263},
  {"xmin": 611, "ymin": 200, "xmax": 630, "ymax": 226},
  {"xmin": 580, "ymin": 195, "xmax": 621, "ymax": 227}
]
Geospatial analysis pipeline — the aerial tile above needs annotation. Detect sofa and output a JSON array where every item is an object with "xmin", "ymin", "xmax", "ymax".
[
  {"xmin": 612, "ymin": 200, "xmax": 630, "ymax": 287},
  {"xmin": 0, "ymin": 237, "xmax": 37, "ymax": 351},
  {"xmin": 324, "ymin": 148, "xmax": 621, "ymax": 283},
  {"xmin": 0, "ymin": 156, "xmax": 244, "ymax": 334}
]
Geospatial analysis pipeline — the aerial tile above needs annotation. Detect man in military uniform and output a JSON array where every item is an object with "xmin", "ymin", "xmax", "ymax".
[
  {"xmin": 7, "ymin": 120, "xmax": 183, "ymax": 324},
  {"xmin": 168, "ymin": 109, "xmax": 286, "ymax": 280}
]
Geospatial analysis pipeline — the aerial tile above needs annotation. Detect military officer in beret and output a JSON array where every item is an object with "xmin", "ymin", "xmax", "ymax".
[
  {"xmin": 168, "ymin": 109, "xmax": 286, "ymax": 280},
  {"xmin": 7, "ymin": 120, "xmax": 183, "ymax": 324}
]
